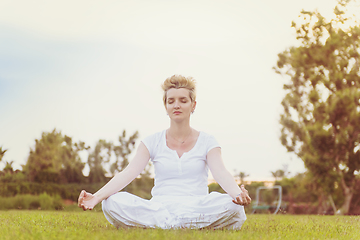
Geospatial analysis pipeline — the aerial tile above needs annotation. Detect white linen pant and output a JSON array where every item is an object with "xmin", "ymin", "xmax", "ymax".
[{"xmin": 102, "ymin": 191, "xmax": 246, "ymax": 230}]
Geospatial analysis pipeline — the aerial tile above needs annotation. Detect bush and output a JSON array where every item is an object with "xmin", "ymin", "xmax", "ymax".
[
  {"xmin": 0, "ymin": 194, "xmax": 64, "ymax": 210},
  {"xmin": 0, "ymin": 179, "xmax": 154, "ymax": 201},
  {"xmin": 39, "ymin": 193, "xmax": 53, "ymax": 210},
  {"xmin": 0, "ymin": 182, "xmax": 105, "ymax": 201}
]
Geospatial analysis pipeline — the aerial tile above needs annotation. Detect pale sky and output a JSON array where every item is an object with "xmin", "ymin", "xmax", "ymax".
[{"xmin": 0, "ymin": 0, "xmax": 352, "ymax": 181}]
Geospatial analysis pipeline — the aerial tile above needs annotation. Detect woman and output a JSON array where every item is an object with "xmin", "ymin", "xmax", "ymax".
[{"xmin": 78, "ymin": 75, "xmax": 251, "ymax": 229}]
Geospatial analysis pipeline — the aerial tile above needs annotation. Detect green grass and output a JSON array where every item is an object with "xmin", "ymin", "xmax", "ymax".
[{"xmin": 0, "ymin": 211, "xmax": 359, "ymax": 240}]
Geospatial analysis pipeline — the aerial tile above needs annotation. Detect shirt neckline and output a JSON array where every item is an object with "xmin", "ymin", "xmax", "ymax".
[{"xmin": 163, "ymin": 129, "xmax": 202, "ymax": 159}]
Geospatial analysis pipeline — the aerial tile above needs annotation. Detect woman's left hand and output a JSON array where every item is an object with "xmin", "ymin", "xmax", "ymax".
[{"xmin": 232, "ymin": 185, "xmax": 251, "ymax": 206}]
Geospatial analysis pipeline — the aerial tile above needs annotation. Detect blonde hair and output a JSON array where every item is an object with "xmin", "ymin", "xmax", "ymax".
[{"xmin": 161, "ymin": 75, "xmax": 196, "ymax": 105}]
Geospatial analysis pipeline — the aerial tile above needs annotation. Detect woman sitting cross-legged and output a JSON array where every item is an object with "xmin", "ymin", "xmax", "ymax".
[{"xmin": 78, "ymin": 74, "xmax": 251, "ymax": 229}]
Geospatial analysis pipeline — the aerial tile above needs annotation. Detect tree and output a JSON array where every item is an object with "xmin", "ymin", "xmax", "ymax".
[
  {"xmin": 238, "ymin": 172, "xmax": 250, "ymax": 184},
  {"xmin": 87, "ymin": 130, "xmax": 140, "ymax": 183},
  {"xmin": 271, "ymin": 165, "xmax": 290, "ymax": 182},
  {"xmin": 87, "ymin": 139, "xmax": 112, "ymax": 183},
  {"xmin": 25, "ymin": 129, "xmax": 88, "ymax": 183},
  {"xmin": 271, "ymin": 170, "xmax": 285, "ymax": 182},
  {"xmin": 3, "ymin": 160, "xmax": 14, "ymax": 174},
  {"xmin": 61, "ymin": 136, "xmax": 89, "ymax": 183},
  {"xmin": 110, "ymin": 130, "xmax": 139, "ymax": 175},
  {"xmin": 274, "ymin": 0, "xmax": 360, "ymax": 214},
  {"xmin": 0, "ymin": 146, "xmax": 6, "ymax": 163}
]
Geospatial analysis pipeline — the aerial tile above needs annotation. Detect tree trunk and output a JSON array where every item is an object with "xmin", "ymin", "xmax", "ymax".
[
  {"xmin": 338, "ymin": 179, "xmax": 354, "ymax": 215},
  {"xmin": 328, "ymin": 195, "xmax": 337, "ymax": 215},
  {"xmin": 288, "ymin": 192, "xmax": 294, "ymax": 214},
  {"xmin": 317, "ymin": 194, "xmax": 325, "ymax": 214}
]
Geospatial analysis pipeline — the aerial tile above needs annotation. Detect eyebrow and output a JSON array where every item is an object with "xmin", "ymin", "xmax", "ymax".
[{"xmin": 167, "ymin": 97, "xmax": 188, "ymax": 100}]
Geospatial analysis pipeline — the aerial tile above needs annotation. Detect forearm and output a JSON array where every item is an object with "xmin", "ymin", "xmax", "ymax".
[
  {"xmin": 93, "ymin": 169, "xmax": 136, "ymax": 202},
  {"xmin": 92, "ymin": 142, "xmax": 150, "ymax": 203},
  {"xmin": 207, "ymin": 148, "xmax": 241, "ymax": 199},
  {"xmin": 213, "ymin": 169, "xmax": 241, "ymax": 199}
]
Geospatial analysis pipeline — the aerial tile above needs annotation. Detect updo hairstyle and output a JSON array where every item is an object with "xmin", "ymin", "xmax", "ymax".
[{"xmin": 161, "ymin": 75, "xmax": 196, "ymax": 106}]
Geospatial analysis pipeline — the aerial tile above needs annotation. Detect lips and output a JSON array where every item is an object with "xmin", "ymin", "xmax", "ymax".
[{"xmin": 174, "ymin": 111, "xmax": 182, "ymax": 114}]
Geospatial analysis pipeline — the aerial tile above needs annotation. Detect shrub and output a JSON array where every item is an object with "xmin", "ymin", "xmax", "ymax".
[
  {"xmin": 39, "ymin": 193, "xmax": 53, "ymax": 210},
  {"xmin": 0, "ymin": 194, "xmax": 64, "ymax": 210}
]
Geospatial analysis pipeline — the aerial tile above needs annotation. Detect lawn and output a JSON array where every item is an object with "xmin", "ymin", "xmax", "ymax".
[{"xmin": 0, "ymin": 210, "xmax": 359, "ymax": 240}]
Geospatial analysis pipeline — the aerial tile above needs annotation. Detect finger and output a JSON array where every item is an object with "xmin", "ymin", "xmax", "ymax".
[
  {"xmin": 233, "ymin": 198, "xmax": 241, "ymax": 205},
  {"xmin": 78, "ymin": 190, "xmax": 85, "ymax": 206},
  {"xmin": 241, "ymin": 185, "xmax": 248, "ymax": 193},
  {"xmin": 236, "ymin": 196, "xmax": 243, "ymax": 205},
  {"xmin": 78, "ymin": 192, "xmax": 82, "ymax": 205},
  {"xmin": 78, "ymin": 197, "xmax": 83, "ymax": 207},
  {"xmin": 240, "ymin": 193, "xmax": 248, "ymax": 204}
]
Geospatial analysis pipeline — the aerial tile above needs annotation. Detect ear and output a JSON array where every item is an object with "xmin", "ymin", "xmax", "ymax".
[{"xmin": 192, "ymin": 101, "xmax": 197, "ymax": 112}]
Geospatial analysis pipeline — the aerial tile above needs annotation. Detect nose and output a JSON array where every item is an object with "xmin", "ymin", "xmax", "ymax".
[{"xmin": 174, "ymin": 101, "xmax": 180, "ymax": 109}]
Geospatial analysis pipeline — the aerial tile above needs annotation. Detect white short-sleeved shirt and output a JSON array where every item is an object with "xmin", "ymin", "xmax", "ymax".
[{"xmin": 142, "ymin": 130, "xmax": 220, "ymax": 197}]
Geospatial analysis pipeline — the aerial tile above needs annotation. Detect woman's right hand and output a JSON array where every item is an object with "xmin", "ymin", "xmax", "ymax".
[{"xmin": 78, "ymin": 190, "xmax": 100, "ymax": 211}]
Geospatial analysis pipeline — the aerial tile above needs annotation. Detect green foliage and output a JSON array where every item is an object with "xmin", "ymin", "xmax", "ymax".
[
  {"xmin": 349, "ymin": 177, "xmax": 360, "ymax": 214},
  {"xmin": 237, "ymin": 172, "xmax": 249, "ymax": 184},
  {"xmin": 87, "ymin": 130, "xmax": 140, "ymax": 183},
  {"xmin": 208, "ymin": 183, "xmax": 226, "ymax": 194},
  {"xmin": 0, "ymin": 182, "xmax": 104, "ymax": 200},
  {"xmin": 0, "ymin": 170, "xmax": 26, "ymax": 183},
  {"xmin": 271, "ymin": 170, "xmax": 285, "ymax": 182},
  {"xmin": 0, "ymin": 177, "xmax": 154, "ymax": 202},
  {"xmin": 87, "ymin": 139, "xmax": 111, "ymax": 183},
  {"xmin": 275, "ymin": 171, "xmax": 351, "ymax": 214},
  {"xmin": 0, "ymin": 146, "xmax": 7, "ymax": 162},
  {"xmin": 24, "ymin": 129, "xmax": 88, "ymax": 184},
  {"xmin": 245, "ymin": 181, "xmax": 265, "ymax": 200},
  {"xmin": 0, "ymin": 193, "xmax": 63, "ymax": 210},
  {"xmin": 111, "ymin": 130, "xmax": 139, "ymax": 174},
  {"xmin": 274, "ymin": 1, "xmax": 360, "ymax": 214}
]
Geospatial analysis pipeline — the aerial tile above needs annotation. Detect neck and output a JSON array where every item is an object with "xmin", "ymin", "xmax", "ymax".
[{"xmin": 168, "ymin": 121, "xmax": 192, "ymax": 138}]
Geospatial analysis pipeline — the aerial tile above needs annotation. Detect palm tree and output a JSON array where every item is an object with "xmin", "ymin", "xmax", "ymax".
[
  {"xmin": 3, "ymin": 160, "xmax": 14, "ymax": 174},
  {"xmin": 238, "ymin": 172, "xmax": 249, "ymax": 184},
  {"xmin": 271, "ymin": 170, "xmax": 285, "ymax": 182},
  {"xmin": 0, "ymin": 146, "xmax": 7, "ymax": 162}
]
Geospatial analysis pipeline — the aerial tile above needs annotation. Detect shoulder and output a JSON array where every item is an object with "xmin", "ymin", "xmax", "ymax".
[
  {"xmin": 198, "ymin": 131, "xmax": 221, "ymax": 154},
  {"xmin": 141, "ymin": 130, "xmax": 165, "ymax": 157},
  {"xmin": 199, "ymin": 131, "xmax": 218, "ymax": 143},
  {"xmin": 142, "ymin": 130, "xmax": 165, "ymax": 145},
  {"xmin": 144, "ymin": 130, "xmax": 164, "ymax": 140}
]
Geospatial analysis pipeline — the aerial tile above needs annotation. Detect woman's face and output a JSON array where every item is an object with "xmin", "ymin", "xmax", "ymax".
[{"xmin": 165, "ymin": 88, "xmax": 196, "ymax": 121}]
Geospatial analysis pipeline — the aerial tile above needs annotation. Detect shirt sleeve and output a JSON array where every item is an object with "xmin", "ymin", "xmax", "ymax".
[
  {"xmin": 206, "ymin": 134, "xmax": 221, "ymax": 154},
  {"xmin": 141, "ymin": 131, "xmax": 161, "ymax": 160}
]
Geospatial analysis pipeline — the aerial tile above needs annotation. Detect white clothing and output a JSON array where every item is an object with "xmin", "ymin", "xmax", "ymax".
[
  {"xmin": 102, "ymin": 130, "xmax": 246, "ymax": 229},
  {"xmin": 144, "ymin": 130, "xmax": 219, "ymax": 197}
]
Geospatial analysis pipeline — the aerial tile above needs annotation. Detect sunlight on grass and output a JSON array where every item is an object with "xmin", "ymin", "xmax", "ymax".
[{"xmin": 0, "ymin": 211, "xmax": 359, "ymax": 240}]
